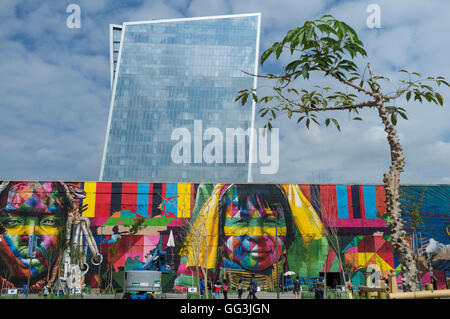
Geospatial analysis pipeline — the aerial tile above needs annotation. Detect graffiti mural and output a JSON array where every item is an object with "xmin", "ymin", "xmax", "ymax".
[{"xmin": 0, "ymin": 181, "xmax": 448, "ymax": 293}]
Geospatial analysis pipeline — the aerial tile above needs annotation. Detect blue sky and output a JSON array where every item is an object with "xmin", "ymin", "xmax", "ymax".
[{"xmin": 1, "ymin": 0, "xmax": 449, "ymax": 184}]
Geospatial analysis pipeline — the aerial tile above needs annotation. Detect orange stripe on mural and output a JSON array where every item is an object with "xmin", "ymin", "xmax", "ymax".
[
  {"xmin": 95, "ymin": 182, "xmax": 111, "ymax": 218},
  {"xmin": 121, "ymin": 182, "xmax": 137, "ymax": 213},
  {"xmin": 320, "ymin": 184, "xmax": 338, "ymax": 220},
  {"xmin": 359, "ymin": 185, "xmax": 366, "ymax": 219},
  {"xmin": 375, "ymin": 185, "xmax": 386, "ymax": 217},
  {"xmin": 298, "ymin": 184, "xmax": 311, "ymax": 202}
]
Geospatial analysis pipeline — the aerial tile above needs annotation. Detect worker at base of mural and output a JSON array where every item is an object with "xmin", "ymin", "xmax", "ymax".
[
  {"xmin": 0, "ymin": 181, "xmax": 78, "ymax": 293},
  {"xmin": 174, "ymin": 184, "xmax": 329, "ymax": 291}
]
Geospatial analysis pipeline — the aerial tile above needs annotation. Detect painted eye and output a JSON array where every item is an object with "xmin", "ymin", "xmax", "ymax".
[
  {"xmin": 236, "ymin": 213, "xmax": 251, "ymax": 224},
  {"xmin": 2, "ymin": 218, "xmax": 24, "ymax": 227},
  {"xmin": 40, "ymin": 217, "xmax": 56, "ymax": 226}
]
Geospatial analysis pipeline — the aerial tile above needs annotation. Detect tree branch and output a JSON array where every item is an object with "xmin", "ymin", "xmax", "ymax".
[{"xmin": 274, "ymin": 86, "xmax": 378, "ymax": 112}]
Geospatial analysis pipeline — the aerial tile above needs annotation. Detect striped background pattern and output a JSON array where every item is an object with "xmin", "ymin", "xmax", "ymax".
[{"xmin": 76, "ymin": 182, "xmax": 389, "ymax": 229}]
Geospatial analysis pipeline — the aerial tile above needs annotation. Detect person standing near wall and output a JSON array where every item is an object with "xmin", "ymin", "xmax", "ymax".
[
  {"xmin": 214, "ymin": 281, "xmax": 222, "ymax": 299},
  {"xmin": 237, "ymin": 279, "xmax": 243, "ymax": 299},
  {"xmin": 314, "ymin": 278, "xmax": 323, "ymax": 299},
  {"xmin": 199, "ymin": 278, "xmax": 205, "ymax": 298},
  {"xmin": 222, "ymin": 280, "xmax": 229, "ymax": 299},
  {"xmin": 207, "ymin": 279, "xmax": 212, "ymax": 297},
  {"xmin": 43, "ymin": 284, "xmax": 49, "ymax": 297},
  {"xmin": 318, "ymin": 278, "xmax": 325, "ymax": 299},
  {"xmin": 293, "ymin": 276, "xmax": 301, "ymax": 299},
  {"xmin": 246, "ymin": 274, "xmax": 258, "ymax": 299}
]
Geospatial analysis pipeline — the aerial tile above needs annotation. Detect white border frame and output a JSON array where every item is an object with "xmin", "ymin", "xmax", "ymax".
[{"xmin": 99, "ymin": 13, "xmax": 261, "ymax": 181}]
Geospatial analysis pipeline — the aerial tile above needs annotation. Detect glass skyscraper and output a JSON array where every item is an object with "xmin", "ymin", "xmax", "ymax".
[{"xmin": 100, "ymin": 14, "xmax": 260, "ymax": 182}]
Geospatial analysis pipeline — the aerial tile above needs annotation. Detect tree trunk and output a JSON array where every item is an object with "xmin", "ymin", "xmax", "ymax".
[{"xmin": 378, "ymin": 104, "xmax": 418, "ymax": 292}]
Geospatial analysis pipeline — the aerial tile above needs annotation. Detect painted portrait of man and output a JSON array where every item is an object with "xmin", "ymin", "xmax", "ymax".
[
  {"xmin": 0, "ymin": 181, "xmax": 76, "ymax": 292},
  {"xmin": 174, "ymin": 183, "xmax": 329, "ymax": 291},
  {"xmin": 218, "ymin": 184, "xmax": 295, "ymax": 272}
]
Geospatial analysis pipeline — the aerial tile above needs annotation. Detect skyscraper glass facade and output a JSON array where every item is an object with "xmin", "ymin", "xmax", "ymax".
[{"xmin": 100, "ymin": 14, "xmax": 260, "ymax": 182}]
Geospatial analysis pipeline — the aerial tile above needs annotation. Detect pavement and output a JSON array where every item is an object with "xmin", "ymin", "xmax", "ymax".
[{"xmin": 3, "ymin": 291, "xmax": 333, "ymax": 299}]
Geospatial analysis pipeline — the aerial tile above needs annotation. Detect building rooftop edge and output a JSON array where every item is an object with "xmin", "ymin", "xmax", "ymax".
[{"xmin": 122, "ymin": 12, "xmax": 261, "ymax": 27}]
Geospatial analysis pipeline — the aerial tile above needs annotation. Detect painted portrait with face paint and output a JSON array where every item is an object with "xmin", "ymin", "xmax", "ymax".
[
  {"xmin": 0, "ymin": 181, "xmax": 77, "ymax": 292},
  {"xmin": 174, "ymin": 183, "xmax": 328, "ymax": 291},
  {"xmin": 218, "ymin": 184, "xmax": 295, "ymax": 273}
]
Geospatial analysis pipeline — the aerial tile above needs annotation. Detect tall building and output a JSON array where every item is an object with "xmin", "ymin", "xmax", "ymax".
[{"xmin": 100, "ymin": 13, "xmax": 261, "ymax": 182}]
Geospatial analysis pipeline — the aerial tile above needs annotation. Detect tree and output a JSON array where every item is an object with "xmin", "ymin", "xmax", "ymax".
[
  {"xmin": 179, "ymin": 211, "xmax": 212, "ymax": 299},
  {"xmin": 236, "ymin": 15, "xmax": 449, "ymax": 292},
  {"xmin": 400, "ymin": 188, "xmax": 425, "ymax": 288},
  {"xmin": 341, "ymin": 254, "xmax": 364, "ymax": 290},
  {"xmin": 43, "ymin": 246, "xmax": 58, "ymax": 284},
  {"xmin": 52, "ymin": 218, "xmax": 69, "ymax": 295},
  {"xmin": 104, "ymin": 240, "xmax": 119, "ymax": 294},
  {"xmin": 313, "ymin": 191, "xmax": 346, "ymax": 296}
]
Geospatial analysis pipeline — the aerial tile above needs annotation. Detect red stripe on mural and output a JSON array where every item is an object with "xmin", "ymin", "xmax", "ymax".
[
  {"xmin": 121, "ymin": 182, "xmax": 138, "ymax": 213},
  {"xmin": 320, "ymin": 184, "xmax": 337, "ymax": 220},
  {"xmin": 95, "ymin": 182, "xmax": 111, "ymax": 218},
  {"xmin": 298, "ymin": 184, "xmax": 311, "ymax": 202},
  {"xmin": 359, "ymin": 185, "xmax": 366, "ymax": 219},
  {"xmin": 162, "ymin": 183, "xmax": 167, "ymax": 201},
  {"xmin": 323, "ymin": 247, "xmax": 336, "ymax": 273},
  {"xmin": 148, "ymin": 183, "xmax": 153, "ymax": 218},
  {"xmin": 347, "ymin": 185, "xmax": 354, "ymax": 219},
  {"xmin": 375, "ymin": 185, "xmax": 387, "ymax": 218}
]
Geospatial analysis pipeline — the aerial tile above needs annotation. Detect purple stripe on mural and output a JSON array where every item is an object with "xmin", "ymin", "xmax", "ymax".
[
  {"xmin": 351, "ymin": 185, "xmax": 361, "ymax": 218},
  {"xmin": 310, "ymin": 184, "xmax": 322, "ymax": 219}
]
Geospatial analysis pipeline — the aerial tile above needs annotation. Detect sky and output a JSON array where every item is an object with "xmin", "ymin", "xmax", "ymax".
[{"xmin": 0, "ymin": 0, "xmax": 449, "ymax": 184}]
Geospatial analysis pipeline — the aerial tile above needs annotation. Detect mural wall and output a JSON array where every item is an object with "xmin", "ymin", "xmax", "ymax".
[{"xmin": 0, "ymin": 181, "xmax": 448, "ymax": 293}]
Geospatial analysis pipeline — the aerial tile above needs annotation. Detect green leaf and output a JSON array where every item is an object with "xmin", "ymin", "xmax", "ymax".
[
  {"xmin": 271, "ymin": 109, "xmax": 277, "ymax": 119},
  {"xmin": 406, "ymin": 91, "xmax": 411, "ymax": 102},
  {"xmin": 260, "ymin": 48, "xmax": 273, "ymax": 65},
  {"xmin": 241, "ymin": 93, "xmax": 248, "ymax": 106},
  {"xmin": 398, "ymin": 111, "xmax": 408, "ymax": 120},
  {"xmin": 353, "ymin": 117, "xmax": 363, "ymax": 121},
  {"xmin": 275, "ymin": 43, "xmax": 284, "ymax": 59},
  {"xmin": 297, "ymin": 116, "xmax": 305, "ymax": 124},
  {"xmin": 285, "ymin": 60, "xmax": 302, "ymax": 72},
  {"xmin": 391, "ymin": 113, "xmax": 397, "ymax": 126},
  {"xmin": 331, "ymin": 118, "xmax": 341, "ymax": 131},
  {"xmin": 287, "ymin": 110, "xmax": 293, "ymax": 119},
  {"xmin": 325, "ymin": 118, "xmax": 330, "ymax": 126},
  {"xmin": 436, "ymin": 92, "xmax": 444, "ymax": 106}
]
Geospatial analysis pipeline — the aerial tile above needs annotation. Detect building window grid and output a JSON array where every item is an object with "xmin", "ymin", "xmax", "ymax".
[{"xmin": 104, "ymin": 16, "xmax": 258, "ymax": 181}]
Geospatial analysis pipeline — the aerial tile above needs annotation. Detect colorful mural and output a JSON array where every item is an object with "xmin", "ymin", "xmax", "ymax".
[{"xmin": 0, "ymin": 181, "xmax": 448, "ymax": 293}]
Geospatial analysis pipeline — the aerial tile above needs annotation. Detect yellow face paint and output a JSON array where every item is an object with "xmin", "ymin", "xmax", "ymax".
[
  {"xmin": 0, "ymin": 215, "xmax": 62, "ymax": 235},
  {"xmin": 5, "ymin": 225, "xmax": 60, "ymax": 236},
  {"xmin": 224, "ymin": 226, "xmax": 287, "ymax": 237}
]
